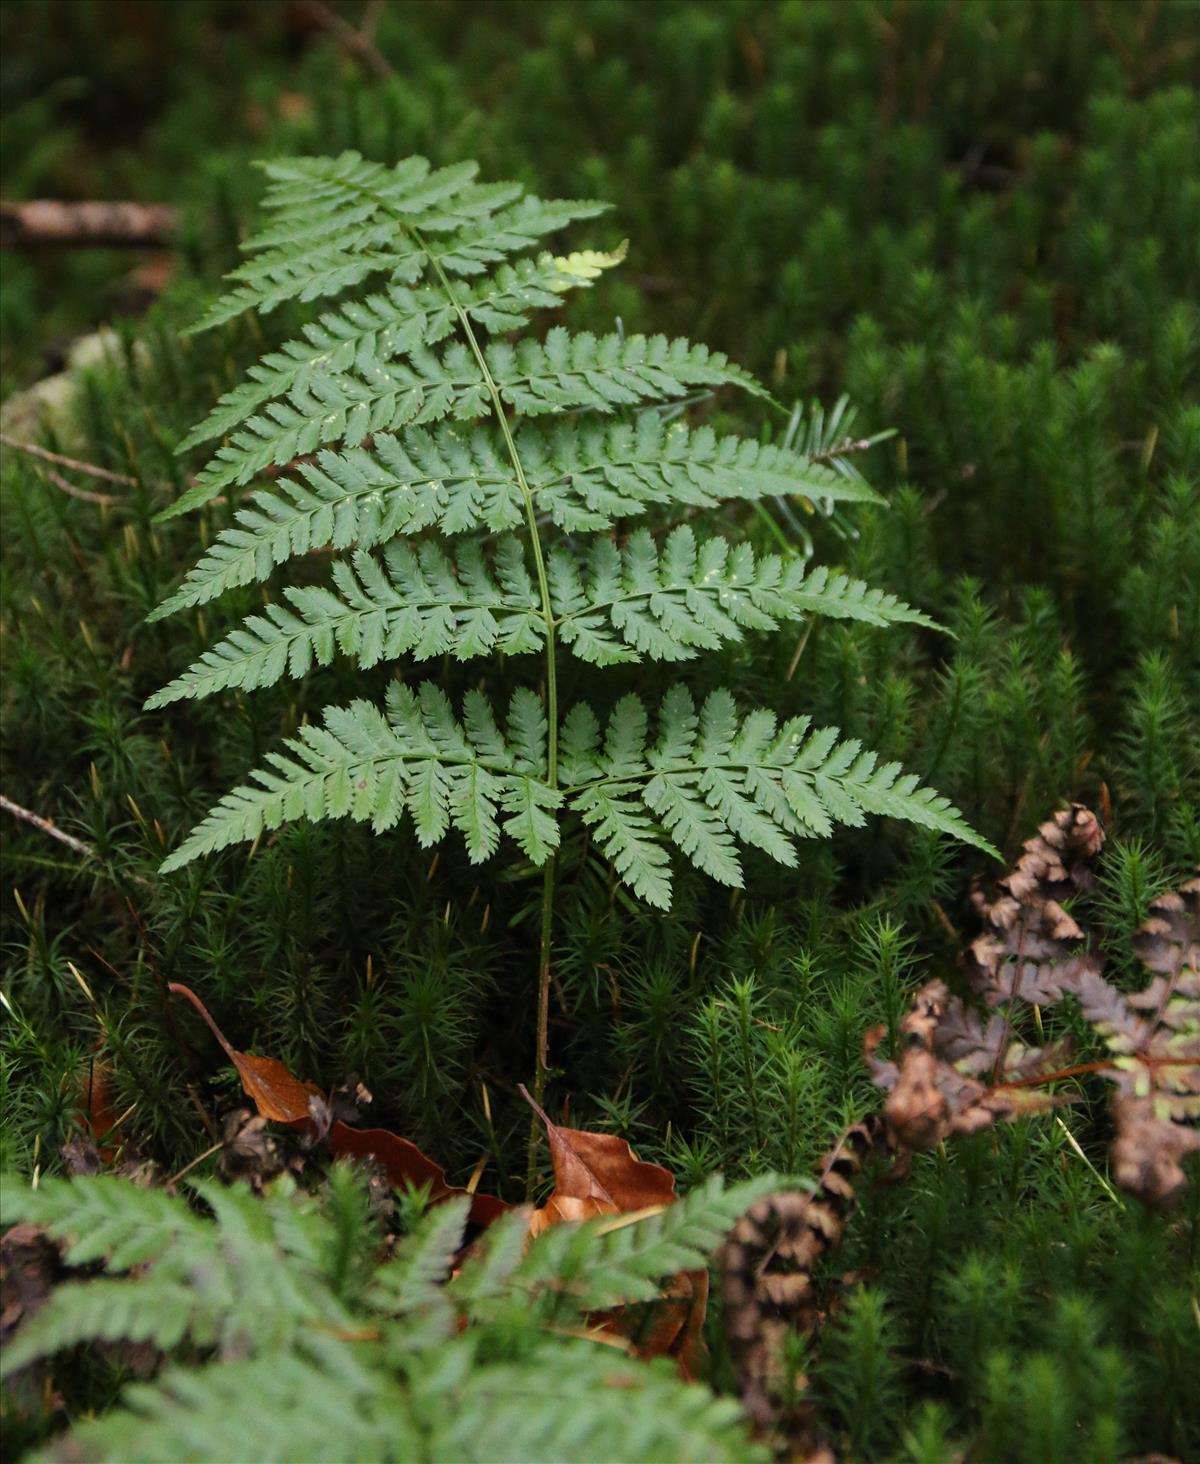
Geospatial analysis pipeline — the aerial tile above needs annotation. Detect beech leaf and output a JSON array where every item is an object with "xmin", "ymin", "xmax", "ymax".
[
  {"xmin": 519, "ymin": 1083, "xmax": 676, "ymax": 1234},
  {"xmin": 519, "ymin": 1084, "xmax": 703, "ymax": 1373},
  {"xmin": 168, "ymin": 982, "xmax": 321, "ymax": 1122},
  {"xmin": 168, "ymin": 983, "xmax": 509, "ymax": 1225},
  {"xmin": 323, "ymin": 1122, "xmax": 510, "ymax": 1225}
]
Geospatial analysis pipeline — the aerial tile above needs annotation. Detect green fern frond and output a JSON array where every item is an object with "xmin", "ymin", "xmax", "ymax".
[
  {"xmin": 179, "ymin": 247, "xmax": 628, "ymax": 454},
  {"xmin": 167, "ymin": 329, "xmax": 768, "ymax": 520},
  {"xmin": 0, "ymin": 1172, "xmax": 207, "ymax": 1269},
  {"xmin": 0, "ymin": 1178, "xmax": 351, "ymax": 1378},
  {"xmin": 429, "ymin": 1336, "xmax": 762, "ymax": 1464},
  {"xmin": 245, "ymin": 154, "xmax": 511, "ymax": 250},
  {"xmin": 2, "ymin": 1277, "xmax": 204, "ymax": 1377},
  {"xmin": 149, "ymin": 431, "xmax": 519, "ymax": 617},
  {"xmin": 529, "ymin": 416, "xmax": 883, "ymax": 527},
  {"xmin": 159, "ymin": 685, "xmax": 562, "ymax": 873},
  {"xmin": 579, "ymin": 1173, "xmax": 780, "ymax": 1307},
  {"xmin": 551, "ymin": 526, "xmax": 938, "ymax": 666},
  {"xmin": 149, "ymin": 528, "xmax": 931, "ymax": 705},
  {"xmin": 566, "ymin": 687, "xmax": 997, "ymax": 908},
  {"xmin": 155, "ymin": 150, "xmax": 991, "ymax": 914},
  {"xmin": 414, "ymin": 193, "xmax": 613, "ymax": 277},
  {"xmin": 34, "ymin": 1349, "xmax": 415, "ymax": 1464},
  {"xmin": 42, "ymin": 1338, "xmax": 757, "ymax": 1464},
  {"xmin": 187, "ymin": 151, "xmax": 609, "ymax": 333},
  {"xmin": 506, "ymin": 1174, "xmax": 780, "ymax": 1312},
  {"xmin": 368, "ymin": 1197, "xmax": 469, "ymax": 1320},
  {"xmin": 188, "ymin": 237, "xmax": 420, "ymax": 335},
  {"xmin": 191, "ymin": 207, "xmax": 610, "ymax": 335},
  {"xmin": 5, "ymin": 1168, "xmax": 770, "ymax": 1464},
  {"xmin": 445, "ymin": 1210, "xmax": 534, "ymax": 1312},
  {"xmin": 486, "ymin": 329, "xmax": 770, "ymax": 416},
  {"xmin": 163, "ymin": 679, "xmax": 991, "ymax": 897},
  {"xmin": 152, "ymin": 419, "xmax": 880, "ymax": 621},
  {"xmin": 146, "ymin": 538, "xmax": 542, "ymax": 706}
]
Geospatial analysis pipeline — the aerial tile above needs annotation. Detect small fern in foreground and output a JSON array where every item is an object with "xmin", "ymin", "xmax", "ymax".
[
  {"xmin": 150, "ymin": 151, "xmax": 995, "ymax": 1155},
  {"xmin": 1, "ymin": 1166, "xmax": 774, "ymax": 1464}
]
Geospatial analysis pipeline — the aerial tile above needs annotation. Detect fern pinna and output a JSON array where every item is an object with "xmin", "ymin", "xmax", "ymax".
[{"xmin": 150, "ymin": 151, "xmax": 995, "ymax": 1150}]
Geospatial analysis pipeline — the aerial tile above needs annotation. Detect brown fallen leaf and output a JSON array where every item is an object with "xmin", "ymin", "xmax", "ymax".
[
  {"xmin": 519, "ymin": 1084, "xmax": 676, "ymax": 1235},
  {"xmin": 169, "ymin": 983, "xmax": 321, "ymax": 1123},
  {"xmin": 169, "ymin": 990, "xmax": 705, "ymax": 1357},
  {"xmin": 322, "ymin": 1122, "xmax": 510, "ymax": 1225},
  {"xmin": 632, "ymin": 1266, "xmax": 709, "ymax": 1379},
  {"xmin": 168, "ymin": 983, "xmax": 509, "ymax": 1226},
  {"xmin": 519, "ymin": 1085, "xmax": 706, "ymax": 1375},
  {"xmin": 74, "ymin": 1052, "xmax": 120, "ymax": 1161}
]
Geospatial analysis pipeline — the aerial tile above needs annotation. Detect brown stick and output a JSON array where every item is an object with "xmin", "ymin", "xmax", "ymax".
[
  {"xmin": 293, "ymin": 0, "xmax": 394, "ymax": 80},
  {"xmin": 1, "ymin": 793, "xmax": 153, "ymax": 889},
  {"xmin": 42, "ymin": 467, "xmax": 122, "ymax": 507},
  {"xmin": 810, "ymin": 434, "xmax": 879, "ymax": 464},
  {"xmin": 1, "ymin": 200, "xmax": 179, "ymax": 249},
  {"xmin": 0, "ymin": 433, "xmax": 137, "ymax": 486},
  {"xmin": 0, "ymin": 793, "xmax": 97, "ymax": 860},
  {"xmin": 167, "ymin": 1139, "xmax": 224, "ymax": 1186},
  {"xmin": 993, "ymin": 1055, "xmax": 1191, "ymax": 1090},
  {"xmin": 359, "ymin": 0, "xmax": 385, "ymax": 44}
]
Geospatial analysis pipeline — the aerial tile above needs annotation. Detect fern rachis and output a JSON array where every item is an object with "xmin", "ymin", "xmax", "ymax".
[{"xmin": 151, "ymin": 150, "xmax": 996, "ymax": 1184}]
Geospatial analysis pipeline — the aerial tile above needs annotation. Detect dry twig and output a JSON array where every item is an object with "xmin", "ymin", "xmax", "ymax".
[
  {"xmin": 1, "ymin": 794, "xmax": 152, "ymax": 890},
  {"xmin": 40, "ymin": 467, "xmax": 122, "ymax": 507},
  {"xmin": 0, "ymin": 794, "xmax": 99, "ymax": 862},
  {"xmin": 0, "ymin": 433, "xmax": 137, "ymax": 487},
  {"xmin": 292, "ymin": 0, "xmax": 394, "ymax": 80}
]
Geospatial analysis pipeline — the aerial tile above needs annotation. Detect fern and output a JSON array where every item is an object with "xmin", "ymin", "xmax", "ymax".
[
  {"xmin": 159, "ymin": 683, "xmax": 980, "ymax": 906},
  {"xmin": 0, "ymin": 1180, "xmax": 351, "ymax": 1378},
  {"xmin": 0, "ymin": 1172, "xmax": 209, "ymax": 1269},
  {"xmin": 150, "ymin": 531, "xmax": 933, "ymax": 706},
  {"xmin": 170, "ymin": 327, "xmax": 768, "ymax": 517},
  {"xmin": 1, "ymin": 1167, "xmax": 771, "ymax": 1464},
  {"xmin": 51, "ymin": 1352, "xmax": 416, "ymax": 1464},
  {"xmin": 525, "ymin": 1173, "xmax": 783, "ymax": 1311},
  {"xmin": 179, "ymin": 246, "xmax": 630, "ymax": 453},
  {"xmin": 149, "ymin": 419, "xmax": 879, "ymax": 620},
  {"xmin": 151, "ymin": 150, "xmax": 995, "ymax": 1133},
  {"xmin": 185, "ymin": 153, "xmax": 609, "ymax": 332}
]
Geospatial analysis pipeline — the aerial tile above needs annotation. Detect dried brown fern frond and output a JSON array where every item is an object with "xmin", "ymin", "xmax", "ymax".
[
  {"xmin": 721, "ymin": 1117, "xmax": 889, "ymax": 1450},
  {"xmin": 966, "ymin": 803, "xmax": 1105, "ymax": 1006},
  {"xmin": 867, "ymin": 979, "xmax": 1072, "ymax": 1152},
  {"xmin": 1079, "ymin": 876, "xmax": 1200, "ymax": 1206},
  {"xmin": 720, "ymin": 815, "xmax": 1195, "ymax": 1457}
]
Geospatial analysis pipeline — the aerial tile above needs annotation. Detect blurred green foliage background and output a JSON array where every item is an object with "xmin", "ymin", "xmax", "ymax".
[{"xmin": 1, "ymin": 2, "xmax": 1197, "ymax": 1457}]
